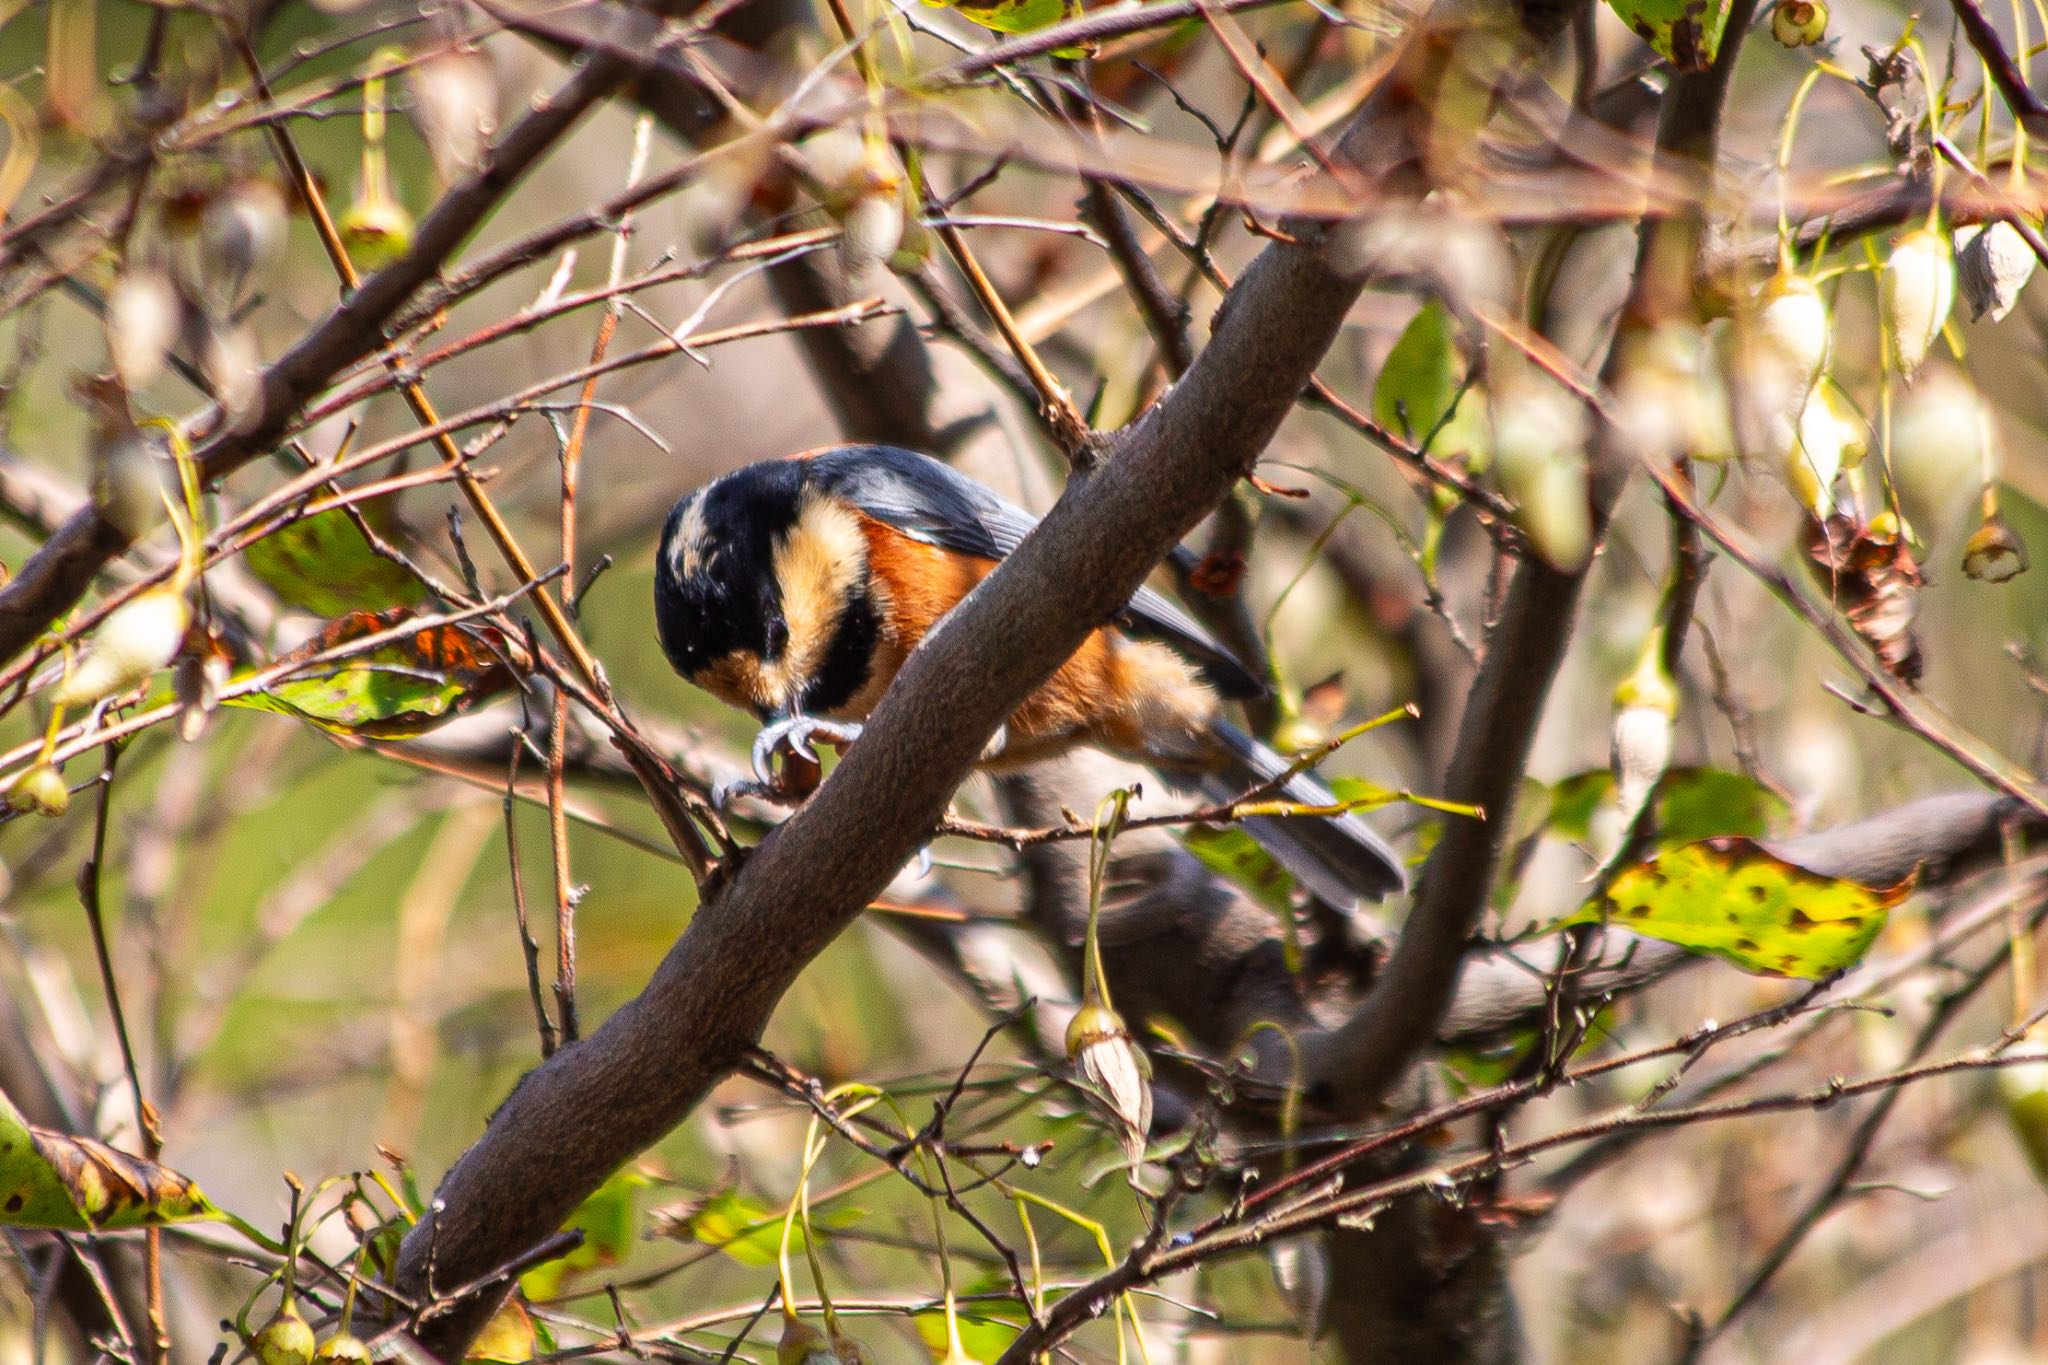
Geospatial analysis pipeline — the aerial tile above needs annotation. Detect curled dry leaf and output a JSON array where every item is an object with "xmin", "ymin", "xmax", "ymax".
[{"xmin": 1804, "ymin": 513, "xmax": 1924, "ymax": 685}]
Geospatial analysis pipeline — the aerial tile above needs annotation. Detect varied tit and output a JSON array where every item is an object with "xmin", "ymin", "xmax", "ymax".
[{"xmin": 653, "ymin": 443, "xmax": 1406, "ymax": 902}]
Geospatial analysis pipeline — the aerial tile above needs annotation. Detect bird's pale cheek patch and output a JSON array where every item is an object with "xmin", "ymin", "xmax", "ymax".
[{"xmin": 772, "ymin": 494, "xmax": 868, "ymax": 683}]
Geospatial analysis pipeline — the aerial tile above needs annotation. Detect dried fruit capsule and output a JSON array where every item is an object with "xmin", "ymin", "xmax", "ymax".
[
  {"xmin": 1489, "ymin": 374, "xmax": 1592, "ymax": 571},
  {"xmin": 8, "ymin": 764, "xmax": 70, "ymax": 817},
  {"xmin": 1771, "ymin": 0, "xmax": 1827, "ymax": 45},
  {"xmin": 53, "ymin": 588, "xmax": 190, "ymax": 708},
  {"xmin": 1882, "ymin": 227, "xmax": 1955, "ymax": 376},
  {"xmin": 1611, "ymin": 635, "xmax": 1678, "ymax": 823},
  {"xmin": 1731, "ymin": 273, "xmax": 1831, "ymax": 462},
  {"xmin": 252, "ymin": 1305, "xmax": 317, "ymax": 1365},
  {"xmin": 1066, "ymin": 1002, "xmax": 1153, "ymax": 1164},
  {"xmin": 312, "ymin": 1335, "xmax": 372, "ymax": 1365},
  {"xmin": 1956, "ymin": 220, "xmax": 2037, "ymax": 323},
  {"xmin": 777, "ymin": 1317, "xmax": 842, "ymax": 1365},
  {"xmin": 1888, "ymin": 368, "xmax": 1990, "ymax": 541},
  {"xmin": 1962, "ymin": 512, "xmax": 2028, "ymax": 582},
  {"xmin": 200, "ymin": 178, "xmax": 287, "ymax": 305},
  {"xmin": 1787, "ymin": 386, "xmax": 1847, "ymax": 515},
  {"xmin": 106, "ymin": 268, "xmax": 182, "ymax": 390},
  {"xmin": 339, "ymin": 195, "xmax": 415, "ymax": 272}
]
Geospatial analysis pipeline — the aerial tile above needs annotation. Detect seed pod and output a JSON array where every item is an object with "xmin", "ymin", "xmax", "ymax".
[
  {"xmin": 1610, "ymin": 320, "xmax": 1715, "ymax": 463},
  {"xmin": 1882, "ymin": 227, "xmax": 1955, "ymax": 376},
  {"xmin": 777, "ymin": 1317, "xmax": 842, "ymax": 1365},
  {"xmin": 200, "ymin": 178, "xmax": 288, "ymax": 306},
  {"xmin": 1787, "ymin": 385, "xmax": 1847, "ymax": 515},
  {"xmin": 339, "ymin": 194, "xmax": 416, "ymax": 272},
  {"xmin": 1611, "ymin": 633, "xmax": 1678, "ymax": 824},
  {"xmin": 312, "ymin": 1335, "xmax": 373, "ymax": 1365},
  {"xmin": 838, "ymin": 191, "xmax": 905, "ymax": 282},
  {"xmin": 1956, "ymin": 220, "xmax": 2037, "ymax": 323},
  {"xmin": 1771, "ymin": 0, "xmax": 1827, "ymax": 45},
  {"xmin": 1066, "ymin": 1002, "xmax": 1153, "ymax": 1166},
  {"xmin": 1888, "ymin": 368, "xmax": 1989, "ymax": 541},
  {"xmin": 252, "ymin": 1305, "xmax": 317, "ymax": 1365},
  {"xmin": 1962, "ymin": 511, "xmax": 2029, "ymax": 582},
  {"xmin": 1749, "ymin": 272, "xmax": 1831, "ymax": 391},
  {"xmin": 203, "ymin": 323, "xmax": 264, "ymax": 430},
  {"xmin": 797, "ymin": 127, "xmax": 871, "ymax": 208},
  {"xmin": 1489, "ymin": 374, "xmax": 1592, "ymax": 571},
  {"xmin": 828, "ymin": 1328, "xmax": 873, "ymax": 1365},
  {"xmin": 2001, "ymin": 1060, "xmax": 2048, "ymax": 1184},
  {"xmin": 107, "ymin": 268, "xmax": 182, "ymax": 390},
  {"xmin": 53, "ymin": 588, "xmax": 190, "ymax": 708},
  {"xmin": 1730, "ymin": 273, "xmax": 1831, "ymax": 461},
  {"xmin": 8, "ymin": 764, "xmax": 70, "ymax": 818},
  {"xmin": 77, "ymin": 376, "xmax": 171, "ymax": 539},
  {"xmin": 406, "ymin": 49, "xmax": 498, "ymax": 183}
]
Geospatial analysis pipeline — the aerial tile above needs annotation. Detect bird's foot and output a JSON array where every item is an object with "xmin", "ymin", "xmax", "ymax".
[{"xmin": 750, "ymin": 715, "xmax": 866, "ymax": 782}]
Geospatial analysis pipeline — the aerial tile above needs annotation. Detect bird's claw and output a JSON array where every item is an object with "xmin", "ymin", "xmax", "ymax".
[
  {"xmin": 713, "ymin": 774, "xmax": 788, "ymax": 810},
  {"xmin": 749, "ymin": 715, "xmax": 865, "ymax": 783}
]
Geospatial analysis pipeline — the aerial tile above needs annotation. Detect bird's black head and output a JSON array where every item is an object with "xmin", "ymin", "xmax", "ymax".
[{"xmin": 653, "ymin": 462, "xmax": 802, "ymax": 716}]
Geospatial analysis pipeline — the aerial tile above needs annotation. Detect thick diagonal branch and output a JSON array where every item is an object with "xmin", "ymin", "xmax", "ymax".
[{"xmin": 383, "ymin": 25, "xmax": 1464, "ymax": 1340}]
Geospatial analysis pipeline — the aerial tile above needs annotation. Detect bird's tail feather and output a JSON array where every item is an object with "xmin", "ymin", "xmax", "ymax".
[{"xmin": 1196, "ymin": 721, "xmax": 1407, "ymax": 903}]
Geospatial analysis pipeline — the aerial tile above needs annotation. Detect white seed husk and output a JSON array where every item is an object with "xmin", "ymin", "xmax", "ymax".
[
  {"xmin": 406, "ymin": 50, "xmax": 498, "ymax": 182},
  {"xmin": 1490, "ymin": 375, "xmax": 1592, "ymax": 571},
  {"xmin": 1729, "ymin": 275, "xmax": 1831, "ymax": 462},
  {"xmin": 1888, "ymin": 368, "xmax": 1990, "ymax": 542},
  {"xmin": 1787, "ymin": 385, "xmax": 1847, "ymax": 515},
  {"xmin": 1956, "ymin": 220, "xmax": 2037, "ymax": 323},
  {"xmin": 53, "ymin": 589, "xmax": 189, "ymax": 708},
  {"xmin": 107, "ymin": 268, "xmax": 181, "ymax": 389},
  {"xmin": 1883, "ymin": 228, "xmax": 1955, "ymax": 375}
]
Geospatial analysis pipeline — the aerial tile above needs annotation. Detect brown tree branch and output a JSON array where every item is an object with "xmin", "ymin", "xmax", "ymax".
[
  {"xmin": 1302, "ymin": 0, "xmax": 1763, "ymax": 1117},
  {"xmin": 384, "ymin": 32, "xmax": 1444, "ymax": 1349}
]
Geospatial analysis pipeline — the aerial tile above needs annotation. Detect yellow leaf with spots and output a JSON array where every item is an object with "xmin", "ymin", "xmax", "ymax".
[
  {"xmin": 1568, "ymin": 837, "xmax": 1912, "ymax": 979},
  {"xmin": 923, "ymin": 0, "xmax": 1093, "ymax": 54},
  {"xmin": 0, "ymin": 1088, "xmax": 219, "ymax": 1230}
]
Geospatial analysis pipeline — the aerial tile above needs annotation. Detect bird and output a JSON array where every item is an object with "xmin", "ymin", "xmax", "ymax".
[{"xmin": 653, "ymin": 443, "xmax": 1407, "ymax": 902}]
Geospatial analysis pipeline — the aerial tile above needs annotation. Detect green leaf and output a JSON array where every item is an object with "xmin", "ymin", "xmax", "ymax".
[
  {"xmin": 915, "ymin": 1273, "xmax": 1027, "ymax": 1360},
  {"xmin": 1566, "ymin": 837, "xmax": 1911, "ymax": 978},
  {"xmin": 243, "ymin": 507, "xmax": 427, "ymax": 616},
  {"xmin": 0, "ymin": 1087, "xmax": 220, "ymax": 1230},
  {"xmin": 227, "ymin": 609, "xmax": 521, "ymax": 739},
  {"xmin": 659, "ymin": 1189, "xmax": 863, "ymax": 1269},
  {"xmin": 1604, "ymin": 0, "xmax": 1733, "ymax": 70},
  {"xmin": 922, "ymin": 0, "xmax": 1091, "ymax": 54},
  {"xmin": 520, "ymin": 1169, "xmax": 646, "ymax": 1301},
  {"xmin": 1371, "ymin": 300, "xmax": 1487, "ymax": 463},
  {"xmin": 1543, "ymin": 767, "xmax": 1787, "ymax": 846},
  {"xmin": 1546, "ymin": 771, "xmax": 1613, "ymax": 842},
  {"xmin": 1182, "ymin": 824, "xmax": 1294, "ymax": 918},
  {"xmin": 1657, "ymin": 768, "xmax": 1786, "ymax": 844},
  {"xmin": 466, "ymin": 1295, "xmax": 538, "ymax": 1364}
]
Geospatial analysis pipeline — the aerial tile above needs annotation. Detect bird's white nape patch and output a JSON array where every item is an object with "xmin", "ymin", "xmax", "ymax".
[{"xmin": 668, "ymin": 492, "xmax": 713, "ymax": 579}]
